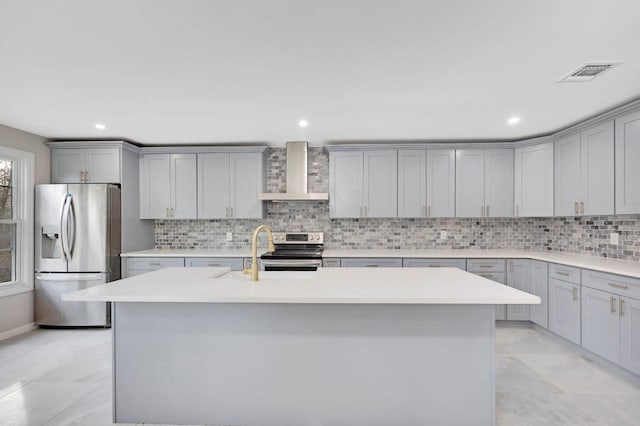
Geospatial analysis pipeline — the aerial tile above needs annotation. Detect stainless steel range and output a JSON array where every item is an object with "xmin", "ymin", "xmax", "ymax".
[{"xmin": 260, "ymin": 232, "xmax": 324, "ymax": 271}]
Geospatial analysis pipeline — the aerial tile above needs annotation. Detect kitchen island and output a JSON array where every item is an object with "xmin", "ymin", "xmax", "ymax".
[{"xmin": 64, "ymin": 267, "xmax": 539, "ymax": 426}]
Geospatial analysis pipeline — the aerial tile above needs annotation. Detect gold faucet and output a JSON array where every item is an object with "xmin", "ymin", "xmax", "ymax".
[{"xmin": 244, "ymin": 224, "xmax": 275, "ymax": 281}]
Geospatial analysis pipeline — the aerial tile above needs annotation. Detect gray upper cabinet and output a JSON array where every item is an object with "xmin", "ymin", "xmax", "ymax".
[
  {"xmin": 398, "ymin": 149, "xmax": 455, "ymax": 218},
  {"xmin": 51, "ymin": 147, "xmax": 121, "ymax": 184},
  {"xmin": 615, "ymin": 110, "xmax": 640, "ymax": 214},
  {"xmin": 140, "ymin": 153, "xmax": 197, "ymax": 219},
  {"xmin": 330, "ymin": 150, "xmax": 396, "ymax": 218},
  {"xmin": 554, "ymin": 121, "xmax": 614, "ymax": 216},
  {"xmin": 514, "ymin": 142, "xmax": 553, "ymax": 217},
  {"xmin": 456, "ymin": 149, "xmax": 513, "ymax": 217},
  {"xmin": 198, "ymin": 152, "xmax": 265, "ymax": 219}
]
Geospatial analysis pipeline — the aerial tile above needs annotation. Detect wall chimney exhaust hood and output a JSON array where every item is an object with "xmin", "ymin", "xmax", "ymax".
[{"xmin": 259, "ymin": 141, "xmax": 329, "ymax": 201}]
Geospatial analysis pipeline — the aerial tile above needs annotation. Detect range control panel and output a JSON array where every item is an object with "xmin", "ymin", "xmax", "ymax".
[{"xmin": 272, "ymin": 232, "xmax": 324, "ymax": 244}]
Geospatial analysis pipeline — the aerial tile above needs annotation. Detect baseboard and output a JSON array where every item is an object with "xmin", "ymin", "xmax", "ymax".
[{"xmin": 0, "ymin": 322, "xmax": 37, "ymax": 342}]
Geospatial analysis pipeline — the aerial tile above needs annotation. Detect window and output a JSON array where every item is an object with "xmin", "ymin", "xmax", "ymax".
[{"xmin": 0, "ymin": 146, "xmax": 34, "ymax": 297}]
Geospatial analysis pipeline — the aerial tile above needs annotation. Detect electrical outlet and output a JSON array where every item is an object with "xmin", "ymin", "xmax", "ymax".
[
  {"xmin": 226, "ymin": 232, "xmax": 233, "ymax": 242},
  {"xmin": 610, "ymin": 232, "xmax": 619, "ymax": 245},
  {"xmin": 440, "ymin": 230, "xmax": 447, "ymax": 240}
]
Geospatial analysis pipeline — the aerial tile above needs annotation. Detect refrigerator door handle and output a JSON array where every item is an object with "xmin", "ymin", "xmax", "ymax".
[
  {"xmin": 35, "ymin": 274, "xmax": 105, "ymax": 281},
  {"xmin": 60, "ymin": 193, "xmax": 71, "ymax": 261},
  {"xmin": 68, "ymin": 194, "xmax": 77, "ymax": 258}
]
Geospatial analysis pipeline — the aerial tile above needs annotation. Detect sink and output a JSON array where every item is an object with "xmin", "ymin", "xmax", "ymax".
[{"xmin": 222, "ymin": 271, "xmax": 317, "ymax": 281}]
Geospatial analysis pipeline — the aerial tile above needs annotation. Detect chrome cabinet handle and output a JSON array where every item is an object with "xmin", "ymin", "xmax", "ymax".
[
  {"xmin": 556, "ymin": 271, "xmax": 570, "ymax": 277},
  {"xmin": 479, "ymin": 264, "xmax": 494, "ymax": 268},
  {"xmin": 225, "ymin": 207, "xmax": 228, "ymax": 217},
  {"xmin": 574, "ymin": 202, "xmax": 579, "ymax": 215},
  {"xmin": 80, "ymin": 171, "xmax": 84, "ymax": 182},
  {"xmin": 148, "ymin": 262, "xmax": 161, "ymax": 266},
  {"xmin": 572, "ymin": 287, "xmax": 578, "ymax": 301},
  {"xmin": 486, "ymin": 205, "xmax": 490, "ymax": 217},
  {"xmin": 620, "ymin": 298, "xmax": 625, "ymax": 316},
  {"xmin": 610, "ymin": 296, "xmax": 617, "ymax": 313},
  {"xmin": 608, "ymin": 283, "xmax": 629, "ymax": 290},
  {"xmin": 427, "ymin": 205, "xmax": 431, "ymax": 217},
  {"xmin": 166, "ymin": 207, "xmax": 170, "ymax": 218},
  {"xmin": 580, "ymin": 201, "xmax": 584, "ymax": 215},
  {"xmin": 365, "ymin": 264, "xmax": 378, "ymax": 267},
  {"xmin": 230, "ymin": 207, "xmax": 233, "ymax": 217},
  {"xmin": 509, "ymin": 261, "xmax": 513, "ymax": 273},
  {"xmin": 171, "ymin": 207, "xmax": 175, "ymax": 217},
  {"xmin": 207, "ymin": 263, "xmax": 221, "ymax": 267}
]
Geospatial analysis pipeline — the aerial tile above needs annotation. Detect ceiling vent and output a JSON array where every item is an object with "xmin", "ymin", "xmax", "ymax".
[{"xmin": 558, "ymin": 62, "xmax": 621, "ymax": 82}]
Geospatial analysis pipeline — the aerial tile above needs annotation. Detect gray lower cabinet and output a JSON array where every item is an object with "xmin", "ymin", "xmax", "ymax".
[
  {"xmin": 322, "ymin": 258, "xmax": 341, "ymax": 268},
  {"xmin": 467, "ymin": 259, "xmax": 506, "ymax": 320},
  {"xmin": 506, "ymin": 259, "xmax": 530, "ymax": 321},
  {"xmin": 581, "ymin": 286, "xmax": 620, "ymax": 364},
  {"xmin": 340, "ymin": 258, "xmax": 403, "ymax": 268},
  {"xmin": 124, "ymin": 257, "xmax": 185, "ymax": 278},
  {"xmin": 549, "ymin": 277, "xmax": 581, "ymax": 345},
  {"xmin": 185, "ymin": 257, "xmax": 244, "ymax": 271},
  {"xmin": 402, "ymin": 258, "xmax": 466, "ymax": 269},
  {"xmin": 620, "ymin": 296, "xmax": 640, "ymax": 375},
  {"xmin": 530, "ymin": 261, "xmax": 549, "ymax": 328}
]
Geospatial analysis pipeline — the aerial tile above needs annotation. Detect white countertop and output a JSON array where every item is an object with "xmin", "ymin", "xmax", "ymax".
[
  {"xmin": 323, "ymin": 249, "xmax": 640, "ymax": 279},
  {"xmin": 120, "ymin": 248, "xmax": 640, "ymax": 279},
  {"xmin": 62, "ymin": 267, "xmax": 540, "ymax": 305},
  {"xmin": 121, "ymin": 249, "xmax": 254, "ymax": 258}
]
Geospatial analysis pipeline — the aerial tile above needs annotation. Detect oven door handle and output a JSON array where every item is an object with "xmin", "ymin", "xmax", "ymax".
[{"xmin": 260, "ymin": 259, "xmax": 323, "ymax": 268}]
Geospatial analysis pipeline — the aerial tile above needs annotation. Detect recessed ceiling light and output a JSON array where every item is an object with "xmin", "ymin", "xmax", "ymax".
[
  {"xmin": 95, "ymin": 123, "xmax": 107, "ymax": 130},
  {"xmin": 298, "ymin": 120, "xmax": 308, "ymax": 128},
  {"xmin": 507, "ymin": 116, "xmax": 520, "ymax": 125}
]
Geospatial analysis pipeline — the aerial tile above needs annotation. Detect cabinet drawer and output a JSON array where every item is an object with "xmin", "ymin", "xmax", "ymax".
[
  {"xmin": 467, "ymin": 259, "xmax": 505, "ymax": 273},
  {"xmin": 127, "ymin": 257, "xmax": 185, "ymax": 270},
  {"xmin": 185, "ymin": 257, "xmax": 243, "ymax": 271},
  {"xmin": 322, "ymin": 258, "xmax": 341, "ymax": 268},
  {"xmin": 582, "ymin": 269, "xmax": 640, "ymax": 299},
  {"xmin": 403, "ymin": 258, "xmax": 466, "ymax": 269},
  {"xmin": 340, "ymin": 258, "xmax": 403, "ymax": 268},
  {"xmin": 471, "ymin": 272, "xmax": 506, "ymax": 285},
  {"xmin": 549, "ymin": 263, "xmax": 581, "ymax": 284}
]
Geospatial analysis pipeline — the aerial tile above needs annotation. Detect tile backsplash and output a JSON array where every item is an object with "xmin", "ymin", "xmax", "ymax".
[{"xmin": 154, "ymin": 147, "xmax": 640, "ymax": 262}]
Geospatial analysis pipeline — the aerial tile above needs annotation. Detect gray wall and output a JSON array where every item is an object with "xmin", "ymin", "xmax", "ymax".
[
  {"xmin": 155, "ymin": 148, "xmax": 640, "ymax": 262},
  {"xmin": 0, "ymin": 123, "xmax": 49, "ymax": 335}
]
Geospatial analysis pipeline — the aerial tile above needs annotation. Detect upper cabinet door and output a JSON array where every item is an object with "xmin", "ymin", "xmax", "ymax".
[
  {"xmin": 363, "ymin": 150, "xmax": 397, "ymax": 217},
  {"xmin": 229, "ymin": 153, "xmax": 264, "ymax": 218},
  {"xmin": 330, "ymin": 151, "xmax": 364, "ymax": 218},
  {"xmin": 198, "ymin": 153, "xmax": 230, "ymax": 219},
  {"xmin": 581, "ymin": 121, "xmax": 614, "ymax": 215},
  {"xmin": 51, "ymin": 149, "xmax": 86, "ymax": 183},
  {"xmin": 515, "ymin": 143, "xmax": 553, "ymax": 217},
  {"xmin": 170, "ymin": 154, "xmax": 197, "ymax": 219},
  {"xmin": 484, "ymin": 149, "xmax": 514, "ymax": 217},
  {"xmin": 554, "ymin": 133, "xmax": 582, "ymax": 216},
  {"xmin": 455, "ymin": 150, "xmax": 485, "ymax": 217},
  {"xmin": 140, "ymin": 154, "xmax": 171, "ymax": 219},
  {"xmin": 427, "ymin": 150, "xmax": 455, "ymax": 217},
  {"xmin": 397, "ymin": 150, "xmax": 426, "ymax": 218},
  {"xmin": 616, "ymin": 111, "xmax": 640, "ymax": 214},
  {"xmin": 84, "ymin": 148, "xmax": 121, "ymax": 183}
]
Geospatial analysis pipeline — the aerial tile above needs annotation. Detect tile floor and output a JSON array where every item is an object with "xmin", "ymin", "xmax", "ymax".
[{"xmin": 0, "ymin": 323, "xmax": 639, "ymax": 425}]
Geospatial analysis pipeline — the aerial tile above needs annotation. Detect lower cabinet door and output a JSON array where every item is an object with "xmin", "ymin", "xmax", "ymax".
[
  {"xmin": 506, "ymin": 259, "xmax": 530, "ymax": 321},
  {"xmin": 530, "ymin": 261, "xmax": 549, "ymax": 328},
  {"xmin": 581, "ymin": 287, "xmax": 620, "ymax": 364},
  {"xmin": 620, "ymin": 296, "xmax": 640, "ymax": 375},
  {"xmin": 549, "ymin": 278, "xmax": 581, "ymax": 345}
]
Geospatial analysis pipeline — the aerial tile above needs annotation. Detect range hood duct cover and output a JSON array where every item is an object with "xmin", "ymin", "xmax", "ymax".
[{"xmin": 259, "ymin": 141, "xmax": 329, "ymax": 201}]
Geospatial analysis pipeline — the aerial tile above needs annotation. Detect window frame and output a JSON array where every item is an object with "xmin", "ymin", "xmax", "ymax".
[{"xmin": 0, "ymin": 146, "xmax": 34, "ymax": 297}]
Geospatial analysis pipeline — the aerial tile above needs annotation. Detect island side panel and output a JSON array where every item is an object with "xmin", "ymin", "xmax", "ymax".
[{"xmin": 114, "ymin": 302, "xmax": 495, "ymax": 426}]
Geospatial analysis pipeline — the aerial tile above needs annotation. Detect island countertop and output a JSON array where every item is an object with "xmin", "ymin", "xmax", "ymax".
[{"xmin": 62, "ymin": 267, "xmax": 540, "ymax": 305}]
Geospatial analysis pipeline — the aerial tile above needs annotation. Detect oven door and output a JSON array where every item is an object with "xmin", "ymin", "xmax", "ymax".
[{"xmin": 261, "ymin": 259, "xmax": 323, "ymax": 271}]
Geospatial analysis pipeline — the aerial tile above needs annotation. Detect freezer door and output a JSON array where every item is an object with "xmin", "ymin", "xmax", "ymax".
[
  {"xmin": 35, "ymin": 184, "xmax": 69, "ymax": 272},
  {"xmin": 67, "ymin": 184, "xmax": 110, "ymax": 272},
  {"xmin": 35, "ymin": 272, "xmax": 109, "ymax": 326}
]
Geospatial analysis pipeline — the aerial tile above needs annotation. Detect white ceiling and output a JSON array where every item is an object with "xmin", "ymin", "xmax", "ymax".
[{"xmin": 1, "ymin": 0, "xmax": 639, "ymax": 146}]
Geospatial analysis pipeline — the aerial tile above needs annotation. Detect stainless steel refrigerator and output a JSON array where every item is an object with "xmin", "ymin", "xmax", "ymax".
[{"xmin": 35, "ymin": 184, "xmax": 121, "ymax": 327}]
